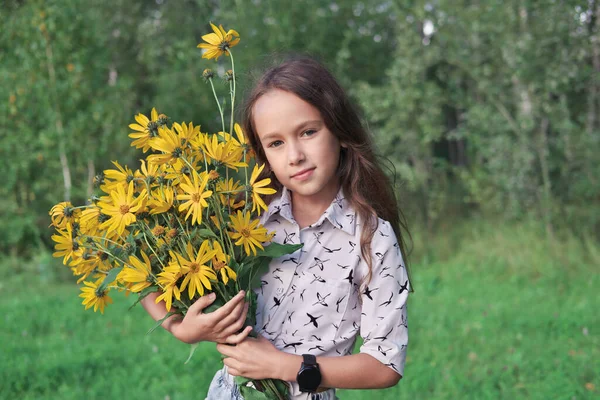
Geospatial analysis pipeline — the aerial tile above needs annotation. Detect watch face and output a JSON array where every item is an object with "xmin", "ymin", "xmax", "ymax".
[{"xmin": 299, "ymin": 366, "xmax": 321, "ymax": 388}]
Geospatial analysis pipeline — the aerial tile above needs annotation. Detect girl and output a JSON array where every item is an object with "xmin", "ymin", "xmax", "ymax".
[{"xmin": 142, "ymin": 56, "xmax": 412, "ymax": 400}]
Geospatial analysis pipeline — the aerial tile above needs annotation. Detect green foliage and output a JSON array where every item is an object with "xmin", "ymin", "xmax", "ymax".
[
  {"xmin": 1, "ymin": 222, "xmax": 598, "ymax": 399},
  {"xmin": 1, "ymin": 0, "xmax": 598, "ymax": 267},
  {"xmin": 97, "ymin": 267, "xmax": 122, "ymax": 292},
  {"xmin": 355, "ymin": 0, "xmax": 600, "ymax": 238}
]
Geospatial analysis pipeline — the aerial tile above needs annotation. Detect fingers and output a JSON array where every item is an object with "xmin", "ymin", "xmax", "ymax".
[
  {"xmin": 217, "ymin": 298, "xmax": 247, "ymax": 330},
  {"xmin": 211, "ymin": 291, "xmax": 246, "ymax": 317},
  {"xmin": 188, "ymin": 292, "xmax": 216, "ymax": 315},
  {"xmin": 225, "ymin": 325, "xmax": 253, "ymax": 345},
  {"xmin": 216, "ymin": 342, "xmax": 235, "ymax": 357},
  {"xmin": 222, "ymin": 357, "xmax": 241, "ymax": 377},
  {"xmin": 215, "ymin": 303, "xmax": 249, "ymax": 342}
]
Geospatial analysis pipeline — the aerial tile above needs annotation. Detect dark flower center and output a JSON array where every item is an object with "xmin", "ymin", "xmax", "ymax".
[
  {"xmin": 147, "ymin": 121, "xmax": 159, "ymax": 137},
  {"xmin": 172, "ymin": 147, "xmax": 183, "ymax": 158}
]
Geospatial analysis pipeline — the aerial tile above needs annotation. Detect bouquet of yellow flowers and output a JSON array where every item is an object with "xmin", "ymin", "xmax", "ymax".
[{"xmin": 49, "ymin": 23, "xmax": 295, "ymax": 400}]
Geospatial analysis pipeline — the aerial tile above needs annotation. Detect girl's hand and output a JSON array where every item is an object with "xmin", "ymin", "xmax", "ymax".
[
  {"xmin": 141, "ymin": 290, "xmax": 252, "ymax": 345},
  {"xmin": 173, "ymin": 291, "xmax": 252, "ymax": 344},
  {"xmin": 216, "ymin": 334, "xmax": 285, "ymax": 380}
]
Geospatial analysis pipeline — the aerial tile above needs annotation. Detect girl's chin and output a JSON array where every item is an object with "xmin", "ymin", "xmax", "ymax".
[{"xmin": 288, "ymin": 183, "xmax": 339, "ymax": 202}]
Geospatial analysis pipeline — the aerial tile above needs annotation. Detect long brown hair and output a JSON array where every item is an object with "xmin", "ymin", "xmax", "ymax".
[{"xmin": 242, "ymin": 55, "xmax": 413, "ymax": 291}]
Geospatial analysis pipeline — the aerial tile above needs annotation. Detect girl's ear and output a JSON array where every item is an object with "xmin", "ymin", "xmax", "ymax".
[{"xmin": 340, "ymin": 142, "xmax": 348, "ymax": 149}]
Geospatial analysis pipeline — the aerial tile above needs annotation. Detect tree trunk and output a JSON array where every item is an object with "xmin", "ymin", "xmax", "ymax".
[
  {"xmin": 87, "ymin": 158, "xmax": 95, "ymax": 200},
  {"xmin": 586, "ymin": 0, "xmax": 599, "ymax": 186},
  {"xmin": 536, "ymin": 117, "xmax": 554, "ymax": 241},
  {"xmin": 41, "ymin": 22, "xmax": 71, "ymax": 201}
]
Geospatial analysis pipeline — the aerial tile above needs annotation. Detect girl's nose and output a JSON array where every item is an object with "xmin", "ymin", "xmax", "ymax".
[{"xmin": 287, "ymin": 142, "xmax": 305, "ymax": 165}]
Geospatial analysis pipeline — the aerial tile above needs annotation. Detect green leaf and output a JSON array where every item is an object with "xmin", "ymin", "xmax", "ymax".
[
  {"xmin": 235, "ymin": 256, "xmax": 271, "ymax": 291},
  {"xmin": 235, "ymin": 379, "xmax": 271, "ymax": 400},
  {"xmin": 244, "ymin": 291, "xmax": 258, "ymax": 327},
  {"xmin": 272, "ymin": 379, "xmax": 289, "ymax": 397},
  {"xmin": 234, "ymin": 376, "xmax": 253, "ymax": 386},
  {"xmin": 98, "ymin": 266, "xmax": 123, "ymax": 292},
  {"xmin": 184, "ymin": 343, "xmax": 198, "ymax": 364},
  {"xmin": 193, "ymin": 228, "xmax": 218, "ymax": 239},
  {"xmin": 255, "ymin": 242, "xmax": 302, "ymax": 258},
  {"xmin": 249, "ymin": 257, "xmax": 271, "ymax": 291},
  {"xmin": 128, "ymin": 286, "xmax": 159, "ymax": 311},
  {"xmin": 238, "ymin": 385, "xmax": 271, "ymax": 400},
  {"xmin": 234, "ymin": 378, "xmax": 288, "ymax": 400},
  {"xmin": 147, "ymin": 311, "xmax": 178, "ymax": 335}
]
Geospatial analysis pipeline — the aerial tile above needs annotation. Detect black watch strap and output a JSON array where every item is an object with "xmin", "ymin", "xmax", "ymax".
[
  {"xmin": 298, "ymin": 353, "xmax": 321, "ymax": 393},
  {"xmin": 302, "ymin": 354, "xmax": 317, "ymax": 366}
]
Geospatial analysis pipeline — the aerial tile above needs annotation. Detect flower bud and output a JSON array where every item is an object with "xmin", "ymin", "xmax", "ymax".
[
  {"xmin": 157, "ymin": 114, "xmax": 169, "ymax": 127},
  {"xmin": 202, "ymin": 68, "xmax": 214, "ymax": 81}
]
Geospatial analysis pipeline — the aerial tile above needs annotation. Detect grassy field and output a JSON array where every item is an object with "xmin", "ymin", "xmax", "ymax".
[{"xmin": 1, "ymin": 221, "xmax": 598, "ymax": 399}]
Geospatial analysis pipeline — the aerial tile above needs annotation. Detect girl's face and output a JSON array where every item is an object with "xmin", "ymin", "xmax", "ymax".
[{"xmin": 252, "ymin": 89, "xmax": 342, "ymax": 206}]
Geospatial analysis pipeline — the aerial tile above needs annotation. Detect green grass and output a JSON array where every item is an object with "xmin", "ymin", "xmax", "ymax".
[{"xmin": 1, "ymin": 221, "xmax": 598, "ymax": 399}]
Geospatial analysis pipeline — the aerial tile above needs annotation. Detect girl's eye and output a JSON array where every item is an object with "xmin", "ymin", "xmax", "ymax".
[
  {"xmin": 301, "ymin": 129, "xmax": 316, "ymax": 137},
  {"xmin": 268, "ymin": 140, "xmax": 283, "ymax": 148}
]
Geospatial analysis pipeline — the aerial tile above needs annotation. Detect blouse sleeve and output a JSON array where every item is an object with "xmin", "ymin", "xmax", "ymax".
[{"xmin": 358, "ymin": 219, "xmax": 410, "ymax": 377}]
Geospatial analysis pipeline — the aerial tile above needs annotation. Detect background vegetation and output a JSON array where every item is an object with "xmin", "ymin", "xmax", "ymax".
[{"xmin": 1, "ymin": 0, "xmax": 598, "ymax": 399}]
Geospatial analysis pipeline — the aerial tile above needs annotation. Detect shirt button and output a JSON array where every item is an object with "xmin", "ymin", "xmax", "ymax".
[{"xmin": 276, "ymin": 287, "xmax": 284, "ymax": 295}]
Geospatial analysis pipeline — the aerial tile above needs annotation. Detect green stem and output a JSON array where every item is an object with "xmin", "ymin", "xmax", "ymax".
[
  {"xmin": 207, "ymin": 193, "xmax": 235, "ymax": 256},
  {"xmin": 174, "ymin": 212, "xmax": 192, "ymax": 243},
  {"xmin": 209, "ymin": 77, "xmax": 226, "ymax": 133},
  {"xmin": 140, "ymin": 224, "xmax": 167, "ymax": 273},
  {"xmin": 83, "ymin": 235, "xmax": 124, "ymax": 248},
  {"xmin": 228, "ymin": 49, "xmax": 236, "ymax": 137},
  {"xmin": 244, "ymin": 149, "xmax": 249, "ymax": 206}
]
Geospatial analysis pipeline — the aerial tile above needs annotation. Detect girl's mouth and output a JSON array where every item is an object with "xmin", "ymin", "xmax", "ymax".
[{"xmin": 291, "ymin": 168, "xmax": 315, "ymax": 180}]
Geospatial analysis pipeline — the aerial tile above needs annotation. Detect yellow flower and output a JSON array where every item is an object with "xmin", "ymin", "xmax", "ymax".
[
  {"xmin": 49, "ymin": 201, "xmax": 80, "ymax": 229},
  {"xmin": 218, "ymin": 123, "xmax": 254, "ymax": 162},
  {"xmin": 70, "ymin": 249, "xmax": 111, "ymax": 283},
  {"xmin": 101, "ymin": 161, "xmax": 134, "ymax": 193},
  {"xmin": 216, "ymin": 178, "xmax": 245, "ymax": 209},
  {"xmin": 128, "ymin": 108, "xmax": 164, "ymax": 152},
  {"xmin": 210, "ymin": 215, "xmax": 222, "ymax": 230},
  {"xmin": 79, "ymin": 279, "xmax": 113, "ymax": 314},
  {"xmin": 219, "ymin": 123, "xmax": 248, "ymax": 149},
  {"xmin": 99, "ymin": 181, "xmax": 147, "ymax": 235},
  {"xmin": 79, "ymin": 206, "xmax": 103, "ymax": 236},
  {"xmin": 148, "ymin": 186, "xmax": 175, "ymax": 215},
  {"xmin": 119, "ymin": 252, "xmax": 153, "ymax": 293},
  {"xmin": 212, "ymin": 241, "xmax": 236, "ymax": 285},
  {"xmin": 163, "ymin": 158, "xmax": 199, "ymax": 185},
  {"xmin": 203, "ymin": 134, "xmax": 246, "ymax": 171},
  {"xmin": 135, "ymin": 159, "xmax": 160, "ymax": 189},
  {"xmin": 228, "ymin": 210, "xmax": 270, "ymax": 256},
  {"xmin": 172, "ymin": 241, "xmax": 217, "ymax": 299},
  {"xmin": 156, "ymin": 263, "xmax": 183, "ymax": 311},
  {"xmin": 197, "ymin": 23, "xmax": 240, "ymax": 60},
  {"xmin": 148, "ymin": 126, "xmax": 186, "ymax": 165},
  {"xmin": 177, "ymin": 172, "xmax": 212, "ymax": 225},
  {"xmin": 249, "ymin": 163, "xmax": 277, "ymax": 215},
  {"xmin": 156, "ymin": 283, "xmax": 181, "ymax": 312},
  {"xmin": 190, "ymin": 132, "xmax": 209, "ymax": 155},
  {"xmin": 173, "ymin": 121, "xmax": 201, "ymax": 146},
  {"xmin": 52, "ymin": 223, "xmax": 83, "ymax": 265}
]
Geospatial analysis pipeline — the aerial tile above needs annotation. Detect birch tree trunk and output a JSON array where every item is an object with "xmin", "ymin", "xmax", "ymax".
[{"xmin": 41, "ymin": 23, "xmax": 71, "ymax": 202}]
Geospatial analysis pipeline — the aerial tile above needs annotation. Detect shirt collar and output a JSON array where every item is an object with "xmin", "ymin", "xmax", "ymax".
[{"xmin": 261, "ymin": 187, "xmax": 356, "ymax": 236}]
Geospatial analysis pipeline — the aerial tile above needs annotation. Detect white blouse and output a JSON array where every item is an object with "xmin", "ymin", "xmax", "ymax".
[{"xmin": 249, "ymin": 187, "xmax": 410, "ymax": 399}]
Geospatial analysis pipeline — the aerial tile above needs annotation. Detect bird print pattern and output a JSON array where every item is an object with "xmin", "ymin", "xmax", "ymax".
[{"xmin": 253, "ymin": 187, "xmax": 409, "ymax": 399}]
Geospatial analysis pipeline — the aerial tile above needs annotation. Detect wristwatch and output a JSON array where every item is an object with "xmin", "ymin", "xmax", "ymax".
[{"xmin": 297, "ymin": 354, "xmax": 322, "ymax": 393}]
